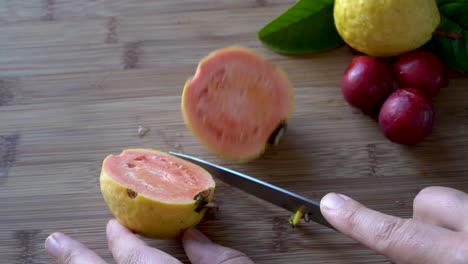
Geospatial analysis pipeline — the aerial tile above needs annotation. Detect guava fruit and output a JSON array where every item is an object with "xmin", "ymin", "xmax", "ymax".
[
  {"xmin": 333, "ymin": 0, "xmax": 440, "ymax": 57},
  {"xmin": 181, "ymin": 46, "xmax": 294, "ymax": 162},
  {"xmin": 378, "ymin": 89, "xmax": 435, "ymax": 146},
  {"xmin": 392, "ymin": 49, "xmax": 449, "ymax": 98},
  {"xmin": 341, "ymin": 56, "xmax": 394, "ymax": 112},
  {"xmin": 99, "ymin": 148, "xmax": 216, "ymax": 239}
]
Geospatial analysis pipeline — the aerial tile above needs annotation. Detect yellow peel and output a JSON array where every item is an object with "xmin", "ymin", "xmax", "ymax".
[
  {"xmin": 334, "ymin": 0, "xmax": 440, "ymax": 57},
  {"xmin": 289, "ymin": 209, "xmax": 304, "ymax": 227}
]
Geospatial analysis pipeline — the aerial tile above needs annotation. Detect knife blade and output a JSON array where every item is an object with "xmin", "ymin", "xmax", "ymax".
[{"xmin": 169, "ymin": 152, "xmax": 335, "ymax": 230}]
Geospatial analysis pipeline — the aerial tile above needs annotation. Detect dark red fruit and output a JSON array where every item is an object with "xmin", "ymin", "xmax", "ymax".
[
  {"xmin": 392, "ymin": 50, "xmax": 448, "ymax": 98},
  {"xmin": 378, "ymin": 88, "xmax": 435, "ymax": 146},
  {"xmin": 341, "ymin": 56, "xmax": 394, "ymax": 112}
]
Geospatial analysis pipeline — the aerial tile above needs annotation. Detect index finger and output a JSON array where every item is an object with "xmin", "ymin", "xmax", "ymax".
[
  {"xmin": 320, "ymin": 193, "xmax": 467, "ymax": 264},
  {"xmin": 106, "ymin": 219, "xmax": 182, "ymax": 264}
]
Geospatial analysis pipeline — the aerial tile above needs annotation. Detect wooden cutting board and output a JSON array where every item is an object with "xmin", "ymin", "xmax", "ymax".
[{"xmin": 1, "ymin": 1, "xmax": 467, "ymax": 263}]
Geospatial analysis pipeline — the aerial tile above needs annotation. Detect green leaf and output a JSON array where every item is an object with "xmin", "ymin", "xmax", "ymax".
[
  {"xmin": 439, "ymin": 3, "xmax": 468, "ymax": 27},
  {"xmin": 425, "ymin": 1, "xmax": 468, "ymax": 72},
  {"xmin": 258, "ymin": 0, "xmax": 343, "ymax": 55},
  {"xmin": 436, "ymin": 0, "xmax": 468, "ymax": 8}
]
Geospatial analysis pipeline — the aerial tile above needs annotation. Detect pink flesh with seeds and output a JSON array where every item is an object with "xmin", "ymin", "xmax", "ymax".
[
  {"xmin": 184, "ymin": 48, "xmax": 292, "ymax": 157},
  {"xmin": 104, "ymin": 149, "xmax": 214, "ymax": 203}
]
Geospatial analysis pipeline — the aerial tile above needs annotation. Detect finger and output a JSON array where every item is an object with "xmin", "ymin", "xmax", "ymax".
[
  {"xmin": 413, "ymin": 186, "xmax": 468, "ymax": 232},
  {"xmin": 182, "ymin": 228, "xmax": 254, "ymax": 264},
  {"xmin": 106, "ymin": 219, "xmax": 182, "ymax": 264},
  {"xmin": 320, "ymin": 193, "xmax": 466, "ymax": 264},
  {"xmin": 44, "ymin": 232, "xmax": 108, "ymax": 264}
]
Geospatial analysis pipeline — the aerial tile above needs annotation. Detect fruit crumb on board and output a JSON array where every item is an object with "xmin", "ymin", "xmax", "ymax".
[{"xmin": 137, "ymin": 125, "xmax": 150, "ymax": 138}]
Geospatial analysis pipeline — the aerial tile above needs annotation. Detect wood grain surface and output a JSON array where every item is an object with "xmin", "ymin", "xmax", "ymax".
[{"xmin": 1, "ymin": 1, "xmax": 468, "ymax": 263}]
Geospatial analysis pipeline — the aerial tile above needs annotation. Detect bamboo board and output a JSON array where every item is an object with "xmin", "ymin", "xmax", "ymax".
[{"xmin": 1, "ymin": 1, "xmax": 468, "ymax": 263}]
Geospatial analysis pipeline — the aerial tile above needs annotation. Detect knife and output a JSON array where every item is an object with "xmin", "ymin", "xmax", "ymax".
[{"xmin": 169, "ymin": 152, "xmax": 336, "ymax": 230}]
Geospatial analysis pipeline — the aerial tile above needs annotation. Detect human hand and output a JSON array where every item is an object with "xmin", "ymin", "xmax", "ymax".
[
  {"xmin": 44, "ymin": 219, "xmax": 254, "ymax": 264},
  {"xmin": 46, "ymin": 186, "xmax": 468, "ymax": 264},
  {"xmin": 320, "ymin": 186, "xmax": 468, "ymax": 264}
]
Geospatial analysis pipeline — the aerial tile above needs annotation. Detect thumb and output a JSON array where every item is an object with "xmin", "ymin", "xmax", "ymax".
[
  {"xmin": 320, "ymin": 193, "xmax": 462, "ymax": 264},
  {"xmin": 182, "ymin": 228, "xmax": 255, "ymax": 264}
]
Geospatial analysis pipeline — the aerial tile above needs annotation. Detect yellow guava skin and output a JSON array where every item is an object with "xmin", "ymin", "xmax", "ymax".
[{"xmin": 334, "ymin": 0, "xmax": 440, "ymax": 57}]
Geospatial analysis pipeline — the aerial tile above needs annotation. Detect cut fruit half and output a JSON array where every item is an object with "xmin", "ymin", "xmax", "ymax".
[
  {"xmin": 100, "ymin": 148, "xmax": 216, "ymax": 239},
  {"xmin": 181, "ymin": 46, "xmax": 294, "ymax": 162}
]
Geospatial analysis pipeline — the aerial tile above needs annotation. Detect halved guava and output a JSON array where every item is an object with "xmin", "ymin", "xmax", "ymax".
[
  {"xmin": 181, "ymin": 46, "xmax": 294, "ymax": 161},
  {"xmin": 100, "ymin": 148, "xmax": 216, "ymax": 239}
]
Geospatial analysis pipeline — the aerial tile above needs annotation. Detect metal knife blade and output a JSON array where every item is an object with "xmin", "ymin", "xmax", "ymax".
[{"xmin": 169, "ymin": 152, "xmax": 335, "ymax": 230}]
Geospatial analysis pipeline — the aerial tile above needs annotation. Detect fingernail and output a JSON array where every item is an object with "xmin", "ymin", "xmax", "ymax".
[
  {"xmin": 45, "ymin": 233, "xmax": 62, "ymax": 259},
  {"xmin": 321, "ymin": 193, "xmax": 345, "ymax": 210},
  {"xmin": 184, "ymin": 228, "xmax": 211, "ymax": 244}
]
